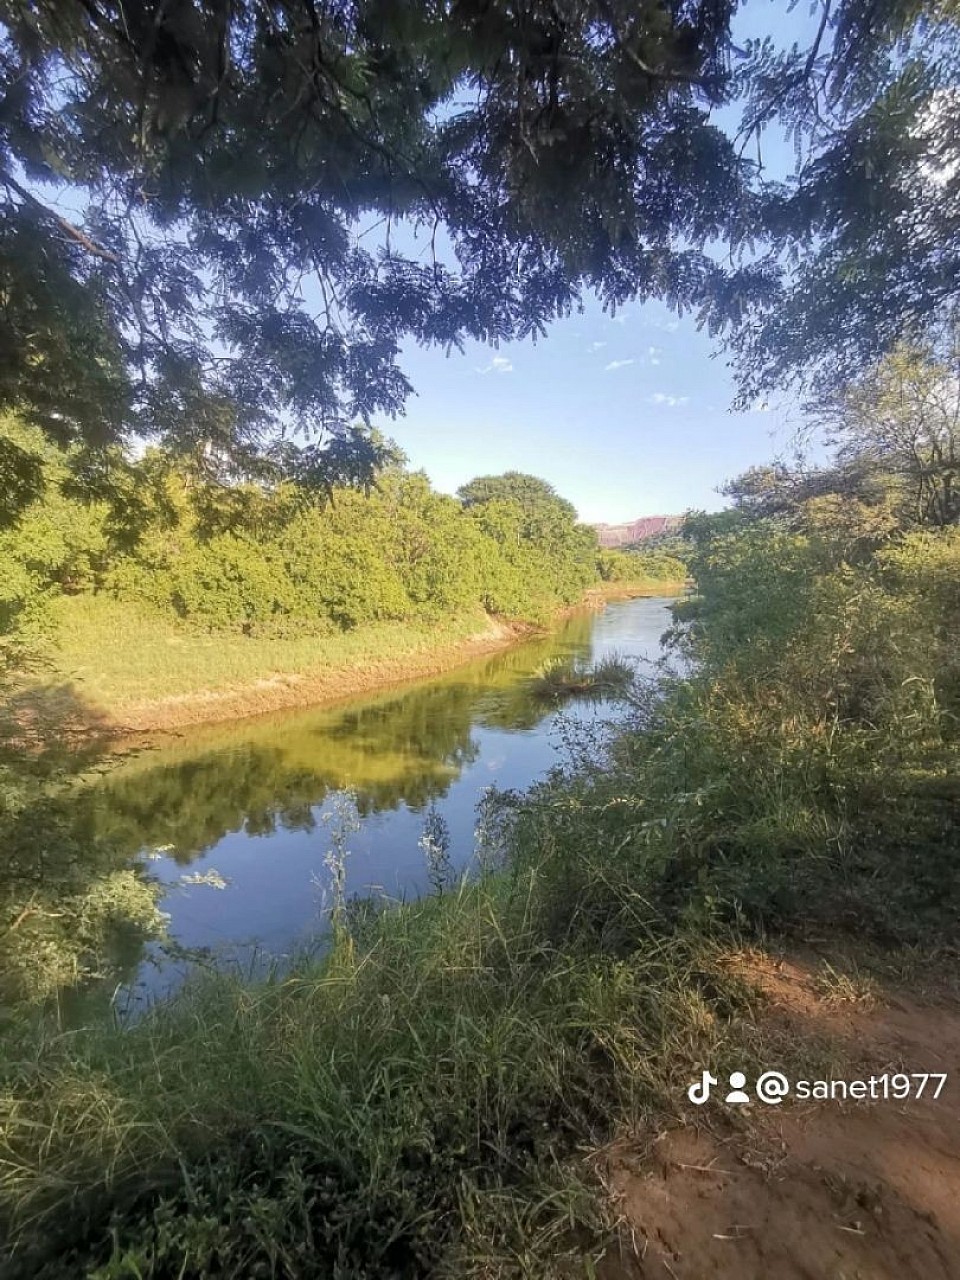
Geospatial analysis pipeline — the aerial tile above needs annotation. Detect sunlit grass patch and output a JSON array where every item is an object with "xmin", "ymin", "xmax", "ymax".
[
  {"xmin": 29, "ymin": 594, "xmax": 489, "ymax": 710},
  {"xmin": 529, "ymin": 652, "xmax": 636, "ymax": 703}
]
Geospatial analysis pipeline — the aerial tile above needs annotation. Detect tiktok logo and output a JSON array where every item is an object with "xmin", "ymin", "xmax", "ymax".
[{"xmin": 687, "ymin": 1070, "xmax": 718, "ymax": 1105}]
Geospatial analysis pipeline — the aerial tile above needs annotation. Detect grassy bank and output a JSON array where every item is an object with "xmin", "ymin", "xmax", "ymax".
[
  {"xmin": 22, "ymin": 595, "xmax": 499, "ymax": 732},
  {"xmin": 0, "ymin": 834, "xmax": 776, "ymax": 1280},
  {"xmin": 6, "ymin": 581, "xmax": 682, "ymax": 736},
  {"xmin": 1, "ymin": 417, "xmax": 688, "ymax": 737},
  {"xmin": 0, "ymin": 728, "xmax": 948, "ymax": 1279},
  {"xmin": 5, "ymin": 518, "xmax": 960, "ymax": 1275},
  {"xmin": 6, "ymin": 494, "xmax": 960, "ymax": 1273}
]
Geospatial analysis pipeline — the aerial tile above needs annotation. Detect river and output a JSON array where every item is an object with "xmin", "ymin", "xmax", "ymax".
[{"xmin": 12, "ymin": 596, "xmax": 675, "ymax": 1020}]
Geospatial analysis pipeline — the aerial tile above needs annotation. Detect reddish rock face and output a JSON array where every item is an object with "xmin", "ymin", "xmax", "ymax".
[{"xmin": 593, "ymin": 515, "xmax": 682, "ymax": 548}]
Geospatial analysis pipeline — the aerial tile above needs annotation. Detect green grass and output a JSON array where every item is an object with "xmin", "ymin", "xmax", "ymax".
[
  {"xmin": 0, "ymin": 867, "xmax": 761, "ymax": 1280},
  {"xmin": 529, "ymin": 653, "xmax": 636, "ymax": 702},
  {"xmin": 5, "ymin": 518, "xmax": 959, "ymax": 1276},
  {"xmin": 16, "ymin": 586, "xmax": 686, "ymax": 721},
  {"xmin": 15, "ymin": 587, "xmax": 680, "ymax": 724},
  {"xmin": 32, "ymin": 595, "xmax": 492, "ymax": 712}
]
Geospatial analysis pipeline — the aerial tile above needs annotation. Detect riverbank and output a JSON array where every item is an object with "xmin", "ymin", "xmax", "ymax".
[
  {"xmin": 5, "ymin": 852, "xmax": 958, "ymax": 1280},
  {"xmin": 4, "ymin": 580, "xmax": 685, "ymax": 739},
  {"xmin": 3, "ymin": 511, "xmax": 960, "ymax": 1275}
]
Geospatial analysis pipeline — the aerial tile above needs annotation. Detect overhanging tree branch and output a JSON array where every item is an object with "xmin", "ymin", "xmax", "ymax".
[{"xmin": 1, "ymin": 172, "xmax": 120, "ymax": 264}]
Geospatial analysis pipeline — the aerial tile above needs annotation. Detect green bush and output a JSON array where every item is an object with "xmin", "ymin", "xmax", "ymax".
[
  {"xmin": 0, "ymin": 422, "xmax": 609, "ymax": 644},
  {"xmin": 597, "ymin": 547, "xmax": 688, "ymax": 582}
]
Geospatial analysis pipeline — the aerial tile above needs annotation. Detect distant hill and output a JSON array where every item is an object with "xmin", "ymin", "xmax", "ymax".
[{"xmin": 592, "ymin": 515, "xmax": 683, "ymax": 548}]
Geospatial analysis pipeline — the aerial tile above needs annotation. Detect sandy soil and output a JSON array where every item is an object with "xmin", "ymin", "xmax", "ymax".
[{"xmin": 598, "ymin": 954, "xmax": 960, "ymax": 1279}]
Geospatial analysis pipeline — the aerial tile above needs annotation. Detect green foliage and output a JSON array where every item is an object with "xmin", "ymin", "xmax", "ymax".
[
  {"xmin": 529, "ymin": 652, "xmax": 635, "ymax": 702},
  {"xmin": 731, "ymin": 16, "xmax": 960, "ymax": 403},
  {"xmin": 8, "ymin": 315, "xmax": 960, "ymax": 1274},
  {"xmin": 3, "ymin": 1, "xmax": 951, "ymax": 485},
  {"xmin": 826, "ymin": 333, "xmax": 960, "ymax": 528},
  {"xmin": 458, "ymin": 474, "xmax": 598, "ymax": 619},
  {"xmin": 0, "ymin": 418, "xmax": 111, "ymax": 665},
  {"xmin": 503, "ymin": 383, "xmax": 960, "ymax": 946},
  {"xmin": 727, "ymin": 333, "xmax": 960, "ymax": 545},
  {"xmin": 0, "ymin": 421, "xmax": 604, "ymax": 658},
  {"xmin": 0, "ymin": 869, "xmax": 745, "ymax": 1279},
  {"xmin": 0, "ymin": 0, "xmax": 743, "ymax": 484},
  {"xmin": 0, "ymin": 748, "xmax": 168, "ymax": 1008},
  {"xmin": 5, "ymin": 478, "xmax": 958, "ymax": 1267},
  {"xmin": 6, "ymin": 411, "xmax": 960, "ymax": 1276},
  {"xmin": 596, "ymin": 546, "xmax": 688, "ymax": 583}
]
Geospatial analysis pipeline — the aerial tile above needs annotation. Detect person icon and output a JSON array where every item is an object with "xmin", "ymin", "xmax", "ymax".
[{"xmin": 725, "ymin": 1071, "xmax": 750, "ymax": 1104}]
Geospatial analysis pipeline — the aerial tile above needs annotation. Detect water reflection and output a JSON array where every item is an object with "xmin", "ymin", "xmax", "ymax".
[{"xmin": 0, "ymin": 597, "xmax": 675, "ymax": 1017}]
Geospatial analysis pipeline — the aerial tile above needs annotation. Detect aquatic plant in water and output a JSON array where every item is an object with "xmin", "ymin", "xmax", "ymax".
[
  {"xmin": 419, "ymin": 805, "xmax": 452, "ymax": 894},
  {"xmin": 320, "ymin": 790, "xmax": 361, "ymax": 926}
]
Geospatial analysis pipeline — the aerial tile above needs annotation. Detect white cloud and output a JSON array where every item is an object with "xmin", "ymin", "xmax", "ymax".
[
  {"xmin": 588, "ymin": 341, "xmax": 608, "ymax": 352},
  {"xmin": 604, "ymin": 358, "xmax": 635, "ymax": 372},
  {"xmin": 646, "ymin": 316, "xmax": 680, "ymax": 333},
  {"xmin": 476, "ymin": 355, "xmax": 513, "ymax": 375},
  {"xmin": 648, "ymin": 392, "xmax": 689, "ymax": 407},
  {"xmin": 647, "ymin": 345, "xmax": 662, "ymax": 366}
]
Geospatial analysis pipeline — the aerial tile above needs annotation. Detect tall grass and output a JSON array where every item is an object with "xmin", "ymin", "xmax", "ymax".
[
  {"xmin": 4, "ymin": 522, "xmax": 959, "ymax": 1276},
  {"xmin": 41, "ymin": 595, "xmax": 491, "ymax": 710},
  {"xmin": 0, "ymin": 861, "xmax": 751, "ymax": 1279},
  {"xmin": 528, "ymin": 653, "xmax": 635, "ymax": 703}
]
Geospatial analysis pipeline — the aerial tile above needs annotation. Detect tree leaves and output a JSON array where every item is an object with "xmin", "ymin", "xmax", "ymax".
[
  {"xmin": 0, "ymin": 0, "xmax": 956, "ymax": 477},
  {"xmin": 0, "ymin": 0, "xmax": 742, "ymax": 481}
]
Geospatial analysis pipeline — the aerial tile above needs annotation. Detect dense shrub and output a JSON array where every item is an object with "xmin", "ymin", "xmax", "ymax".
[
  {"xmin": 502, "ymin": 514, "xmax": 960, "ymax": 948},
  {"xmin": 0, "ymin": 419, "xmax": 111, "ymax": 663},
  {"xmin": 0, "ymin": 427, "xmax": 660, "ymax": 647},
  {"xmin": 596, "ymin": 547, "xmax": 688, "ymax": 582}
]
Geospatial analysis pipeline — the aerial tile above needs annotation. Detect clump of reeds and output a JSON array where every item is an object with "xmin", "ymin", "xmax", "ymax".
[{"xmin": 530, "ymin": 651, "xmax": 635, "ymax": 702}]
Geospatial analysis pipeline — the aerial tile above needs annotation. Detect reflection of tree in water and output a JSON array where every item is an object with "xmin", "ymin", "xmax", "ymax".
[
  {"xmin": 0, "ymin": 748, "xmax": 167, "ymax": 1014},
  {"xmin": 85, "ymin": 614, "xmax": 596, "ymax": 868},
  {"xmin": 87, "ymin": 749, "xmax": 324, "ymax": 865},
  {"xmin": 91, "ymin": 682, "xmax": 488, "ymax": 867},
  {"xmin": 0, "ymin": 607, "xmax": 600, "ymax": 1014}
]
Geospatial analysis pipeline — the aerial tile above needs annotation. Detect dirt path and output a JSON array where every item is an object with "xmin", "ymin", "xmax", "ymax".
[{"xmin": 600, "ymin": 955, "xmax": 960, "ymax": 1279}]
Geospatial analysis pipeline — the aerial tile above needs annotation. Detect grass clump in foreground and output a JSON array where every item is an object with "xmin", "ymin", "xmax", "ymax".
[{"xmin": 0, "ymin": 870, "xmax": 752, "ymax": 1279}]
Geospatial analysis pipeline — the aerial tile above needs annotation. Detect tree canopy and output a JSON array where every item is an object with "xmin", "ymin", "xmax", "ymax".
[
  {"xmin": 729, "ymin": 0, "xmax": 960, "ymax": 404},
  {"xmin": 720, "ymin": 324, "xmax": 960, "ymax": 537},
  {"xmin": 0, "ymin": 0, "xmax": 957, "ymax": 485},
  {"xmin": 0, "ymin": 416, "xmax": 609, "ymax": 660}
]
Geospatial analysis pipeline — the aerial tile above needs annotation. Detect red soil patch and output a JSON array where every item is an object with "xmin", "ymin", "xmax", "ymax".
[{"xmin": 599, "ymin": 955, "xmax": 960, "ymax": 1279}]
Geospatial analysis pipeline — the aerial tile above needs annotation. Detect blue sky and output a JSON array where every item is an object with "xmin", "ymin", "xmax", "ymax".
[
  {"xmin": 372, "ymin": 1, "xmax": 824, "ymax": 524},
  {"xmin": 381, "ymin": 300, "xmax": 798, "ymax": 524}
]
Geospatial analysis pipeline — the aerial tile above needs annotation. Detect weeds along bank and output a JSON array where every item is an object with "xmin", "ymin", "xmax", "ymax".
[{"xmin": 3, "ymin": 467, "xmax": 960, "ymax": 1275}]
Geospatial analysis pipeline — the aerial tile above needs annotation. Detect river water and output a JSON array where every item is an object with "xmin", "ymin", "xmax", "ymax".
[{"xmin": 44, "ymin": 596, "xmax": 675, "ymax": 1016}]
